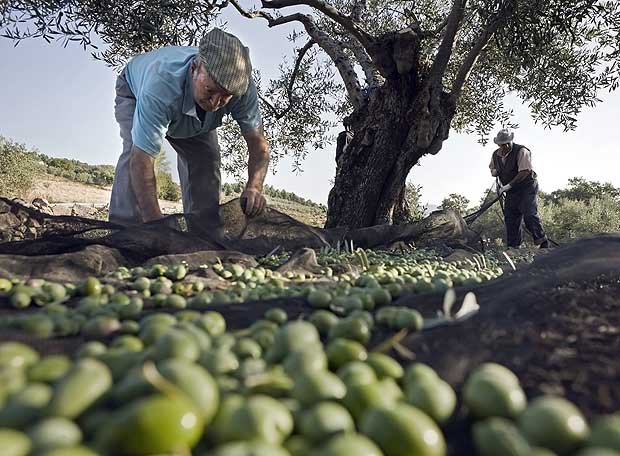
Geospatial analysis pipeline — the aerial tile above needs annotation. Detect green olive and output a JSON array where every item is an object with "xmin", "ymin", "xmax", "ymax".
[
  {"xmin": 405, "ymin": 376, "xmax": 456, "ymax": 425},
  {"xmin": 299, "ymin": 401, "xmax": 355, "ymax": 443},
  {"xmin": 210, "ymin": 394, "xmax": 293, "ymax": 446},
  {"xmin": 326, "ymin": 338, "xmax": 367, "ymax": 370},
  {"xmin": 291, "ymin": 371, "xmax": 347, "ymax": 406},
  {"xmin": 47, "ymin": 358, "xmax": 112, "ymax": 419},
  {"xmin": 328, "ymin": 317, "xmax": 371, "ymax": 345},
  {"xmin": 101, "ymin": 394, "xmax": 203, "ymax": 454},
  {"xmin": 308, "ymin": 310, "xmax": 339, "ymax": 336},
  {"xmin": 589, "ymin": 414, "xmax": 620, "ymax": 451},
  {"xmin": 343, "ymin": 378, "xmax": 403, "ymax": 421},
  {"xmin": 265, "ymin": 308, "xmax": 288, "ymax": 325},
  {"xmin": 473, "ymin": 417, "xmax": 531, "ymax": 456},
  {"xmin": 337, "ymin": 361, "xmax": 377, "ymax": 387},
  {"xmin": 0, "ymin": 277, "xmax": 13, "ymax": 293},
  {"xmin": 307, "ymin": 290, "xmax": 332, "ymax": 309},
  {"xmin": 152, "ymin": 329, "xmax": 200, "ymax": 362},
  {"xmin": 0, "ymin": 382, "xmax": 53, "ymax": 427},
  {"xmin": 463, "ymin": 364, "xmax": 526, "ymax": 420},
  {"xmin": 200, "ymin": 348, "xmax": 239, "ymax": 376},
  {"xmin": 0, "ymin": 342, "xmax": 39, "ymax": 369},
  {"xmin": 518, "ymin": 396, "xmax": 589, "ymax": 455},
  {"xmin": 27, "ymin": 355, "xmax": 71, "ymax": 383},
  {"xmin": 360, "ymin": 403, "xmax": 446, "ymax": 456},
  {"xmin": 158, "ymin": 358, "xmax": 219, "ymax": 425},
  {"xmin": 404, "ymin": 363, "xmax": 439, "ymax": 386},
  {"xmin": 27, "ymin": 417, "xmax": 82, "ymax": 451},
  {"xmin": 266, "ymin": 321, "xmax": 321, "ymax": 364},
  {"xmin": 79, "ymin": 277, "xmax": 102, "ymax": 297},
  {"xmin": 318, "ymin": 433, "xmax": 383, "ymax": 456},
  {"xmin": 197, "ymin": 312, "xmax": 226, "ymax": 337},
  {"xmin": 76, "ymin": 341, "xmax": 107, "ymax": 359},
  {"xmin": 0, "ymin": 428, "xmax": 31, "ymax": 456},
  {"xmin": 234, "ymin": 338, "xmax": 263, "ymax": 360},
  {"xmin": 366, "ymin": 352, "xmax": 403, "ymax": 380},
  {"xmin": 208, "ymin": 441, "xmax": 291, "ymax": 456},
  {"xmin": 283, "ymin": 345, "xmax": 327, "ymax": 378}
]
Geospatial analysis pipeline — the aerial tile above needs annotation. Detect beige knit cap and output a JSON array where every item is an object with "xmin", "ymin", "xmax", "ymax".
[{"xmin": 198, "ymin": 28, "xmax": 252, "ymax": 97}]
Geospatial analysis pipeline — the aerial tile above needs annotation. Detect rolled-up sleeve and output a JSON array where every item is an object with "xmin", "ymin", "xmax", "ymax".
[
  {"xmin": 131, "ymin": 92, "xmax": 171, "ymax": 156},
  {"xmin": 229, "ymin": 79, "xmax": 263, "ymax": 133},
  {"xmin": 517, "ymin": 147, "xmax": 533, "ymax": 171}
]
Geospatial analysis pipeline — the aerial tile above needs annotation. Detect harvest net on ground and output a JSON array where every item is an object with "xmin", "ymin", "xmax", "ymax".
[{"xmin": 0, "ymin": 196, "xmax": 477, "ymax": 279}]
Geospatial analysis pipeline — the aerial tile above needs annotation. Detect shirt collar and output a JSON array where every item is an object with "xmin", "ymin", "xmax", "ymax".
[{"xmin": 182, "ymin": 65, "xmax": 198, "ymax": 118}]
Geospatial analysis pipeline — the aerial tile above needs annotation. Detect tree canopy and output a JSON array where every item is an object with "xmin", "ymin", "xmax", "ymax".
[{"xmin": 3, "ymin": 1, "xmax": 619, "ymax": 169}]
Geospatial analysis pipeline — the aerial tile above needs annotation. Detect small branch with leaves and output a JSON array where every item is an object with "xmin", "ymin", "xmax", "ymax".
[
  {"xmin": 259, "ymin": 39, "xmax": 316, "ymax": 119},
  {"xmin": 262, "ymin": 0, "xmax": 373, "ymax": 50},
  {"xmin": 230, "ymin": 0, "xmax": 364, "ymax": 109},
  {"xmin": 449, "ymin": 15, "xmax": 502, "ymax": 101},
  {"xmin": 427, "ymin": 0, "xmax": 467, "ymax": 88}
]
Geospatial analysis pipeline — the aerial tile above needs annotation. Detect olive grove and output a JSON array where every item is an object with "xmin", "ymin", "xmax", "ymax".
[{"xmin": 2, "ymin": 0, "xmax": 619, "ymax": 228}]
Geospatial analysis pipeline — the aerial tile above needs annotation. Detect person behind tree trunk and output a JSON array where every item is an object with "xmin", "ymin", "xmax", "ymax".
[
  {"xmin": 109, "ymin": 28, "xmax": 270, "ymax": 239},
  {"xmin": 489, "ymin": 128, "xmax": 549, "ymax": 249}
]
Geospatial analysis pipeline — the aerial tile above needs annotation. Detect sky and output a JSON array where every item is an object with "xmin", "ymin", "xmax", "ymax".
[{"xmin": 1, "ymin": 9, "xmax": 619, "ymax": 208}]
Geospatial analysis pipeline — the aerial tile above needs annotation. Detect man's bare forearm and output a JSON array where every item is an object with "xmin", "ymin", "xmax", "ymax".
[
  {"xmin": 509, "ymin": 170, "xmax": 531, "ymax": 186},
  {"xmin": 244, "ymin": 128, "xmax": 270, "ymax": 191},
  {"xmin": 129, "ymin": 146, "xmax": 162, "ymax": 223}
]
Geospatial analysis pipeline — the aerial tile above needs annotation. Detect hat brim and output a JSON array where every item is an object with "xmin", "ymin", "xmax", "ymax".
[{"xmin": 493, "ymin": 135, "xmax": 514, "ymax": 145}]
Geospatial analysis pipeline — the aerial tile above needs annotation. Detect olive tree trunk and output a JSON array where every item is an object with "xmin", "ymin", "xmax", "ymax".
[{"xmin": 326, "ymin": 80, "xmax": 454, "ymax": 229}]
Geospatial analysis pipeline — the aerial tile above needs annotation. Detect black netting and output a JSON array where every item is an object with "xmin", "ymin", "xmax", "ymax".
[{"xmin": 0, "ymin": 196, "xmax": 480, "ymax": 280}]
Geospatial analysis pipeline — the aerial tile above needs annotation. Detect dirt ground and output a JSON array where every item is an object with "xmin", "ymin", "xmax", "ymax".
[
  {"xmin": 25, "ymin": 175, "xmax": 325, "ymax": 226},
  {"xmin": 26, "ymin": 175, "xmax": 112, "ymax": 204},
  {"xmin": 24, "ymin": 175, "xmax": 183, "ymax": 213}
]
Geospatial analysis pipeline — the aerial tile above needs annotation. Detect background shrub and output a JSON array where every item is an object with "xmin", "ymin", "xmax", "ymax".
[{"xmin": 0, "ymin": 137, "xmax": 40, "ymax": 198}]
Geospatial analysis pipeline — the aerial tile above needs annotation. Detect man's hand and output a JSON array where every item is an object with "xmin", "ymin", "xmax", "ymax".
[
  {"xmin": 240, "ymin": 187, "xmax": 267, "ymax": 218},
  {"xmin": 498, "ymin": 183, "xmax": 512, "ymax": 194},
  {"xmin": 242, "ymin": 126, "xmax": 270, "ymax": 217}
]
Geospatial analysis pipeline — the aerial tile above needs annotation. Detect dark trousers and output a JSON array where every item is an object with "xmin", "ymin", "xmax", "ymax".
[{"xmin": 504, "ymin": 180, "xmax": 547, "ymax": 247}]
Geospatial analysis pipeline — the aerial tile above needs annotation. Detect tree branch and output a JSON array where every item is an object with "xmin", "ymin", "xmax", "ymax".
[
  {"xmin": 262, "ymin": 0, "xmax": 373, "ymax": 50},
  {"xmin": 229, "ymin": 0, "xmax": 274, "ymax": 21},
  {"xmin": 230, "ymin": 0, "xmax": 364, "ymax": 109},
  {"xmin": 260, "ymin": 40, "xmax": 316, "ymax": 120},
  {"xmin": 427, "ymin": 0, "xmax": 467, "ymax": 87},
  {"xmin": 258, "ymin": 93, "xmax": 281, "ymax": 118},
  {"xmin": 287, "ymin": 40, "xmax": 315, "ymax": 96},
  {"xmin": 422, "ymin": 16, "xmax": 450, "ymax": 38},
  {"xmin": 340, "ymin": 37, "xmax": 381, "ymax": 88},
  {"xmin": 351, "ymin": 0, "xmax": 366, "ymax": 22},
  {"xmin": 449, "ymin": 16, "xmax": 501, "ymax": 101}
]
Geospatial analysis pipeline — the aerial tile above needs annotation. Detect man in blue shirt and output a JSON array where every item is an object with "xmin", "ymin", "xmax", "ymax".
[{"xmin": 109, "ymin": 28, "xmax": 269, "ymax": 238}]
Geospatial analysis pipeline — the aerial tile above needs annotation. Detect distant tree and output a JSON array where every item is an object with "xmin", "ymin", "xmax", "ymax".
[
  {"xmin": 394, "ymin": 183, "xmax": 426, "ymax": 224},
  {"xmin": 469, "ymin": 186, "xmax": 506, "ymax": 244},
  {"xmin": 440, "ymin": 193, "xmax": 470, "ymax": 214},
  {"xmin": 542, "ymin": 177, "xmax": 620, "ymax": 204},
  {"xmin": 154, "ymin": 152, "xmax": 181, "ymax": 202},
  {"xmin": 0, "ymin": 136, "xmax": 39, "ymax": 198},
  {"xmin": 539, "ymin": 195, "xmax": 620, "ymax": 241}
]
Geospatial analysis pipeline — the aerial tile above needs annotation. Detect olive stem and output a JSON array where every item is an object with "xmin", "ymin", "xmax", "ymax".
[{"xmin": 371, "ymin": 328, "xmax": 409, "ymax": 354}]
